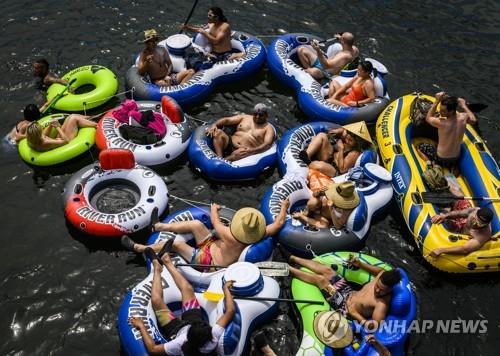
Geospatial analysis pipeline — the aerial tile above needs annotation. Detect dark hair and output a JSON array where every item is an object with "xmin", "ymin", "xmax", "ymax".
[
  {"xmin": 209, "ymin": 7, "xmax": 227, "ymax": 22},
  {"xmin": 477, "ymin": 207, "xmax": 493, "ymax": 224},
  {"xmin": 181, "ymin": 321, "xmax": 214, "ymax": 356},
  {"xmin": 359, "ymin": 60, "xmax": 377, "ymax": 77},
  {"xmin": 380, "ymin": 269, "xmax": 401, "ymax": 287},
  {"xmin": 24, "ymin": 104, "xmax": 41, "ymax": 121},
  {"xmin": 441, "ymin": 96, "xmax": 458, "ymax": 112},
  {"xmin": 35, "ymin": 58, "xmax": 49, "ymax": 69}
]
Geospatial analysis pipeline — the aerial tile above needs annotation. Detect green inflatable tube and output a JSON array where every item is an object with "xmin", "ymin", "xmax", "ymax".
[
  {"xmin": 18, "ymin": 114, "xmax": 96, "ymax": 166},
  {"xmin": 46, "ymin": 65, "xmax": 118, "ymax": 111},
  {"xmin": 291, "ymin": 252, "xmax": 391, "ymax": 355}
]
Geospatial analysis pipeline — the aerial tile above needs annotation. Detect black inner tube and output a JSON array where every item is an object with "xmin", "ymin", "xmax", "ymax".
[{"xmin": 89, "ymin": 179, "xmax": 140, "ymax": 214}]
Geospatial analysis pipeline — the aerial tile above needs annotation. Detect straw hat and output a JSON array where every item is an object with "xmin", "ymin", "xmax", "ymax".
[
  {"xmin": 143, "ymin": 29, "xmax": 159, "ymax": 43},
  {"xmin": 313, "ymin": 311, "xmax": 353, "ymax": 348},
  {"xmin": 325, "ymin": 182, "xmax": 360, "ymax": 209},
  {"xmin": 230, "ymin": 208, "xmax": 266, "ymax": 244},
  {"xmin": 343, "ymin": 121, "xmax": 373, "ymax": 144}
]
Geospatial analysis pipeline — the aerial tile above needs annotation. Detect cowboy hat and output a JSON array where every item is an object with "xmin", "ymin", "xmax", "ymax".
[
  {"xmin": 325, "ymin": 181, "xmax": 360, "ymax": 209},
  {"xmin": 343, "ymin": 121, "xmax": 373, "ymax": 144},
  {"xmin": 313, "ymin": 311, "xmax": 353, "ymax": 348},
  {"xmin": 143, "ymin": 29, "xmax": 159, "ymax": 43},
  {"xmin": 230, "ymin": 208, "xmax": 266, "ymax": 244}
]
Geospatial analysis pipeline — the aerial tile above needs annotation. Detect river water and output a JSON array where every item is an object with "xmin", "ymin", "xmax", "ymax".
[{"xmin": 1, "ymin": 1, "xmax": 499, "ymax": 355}]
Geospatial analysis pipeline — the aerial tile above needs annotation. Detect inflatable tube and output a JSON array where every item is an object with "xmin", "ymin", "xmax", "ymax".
[
  {"xmin": 292, "ymin": 251, "xmax": 416, "ymax": 356},
  {"xmin": 125, "ymin": 31, "xmax": 267, "ymax": 108},
  {"xmin": 46, "ymin": 65, "xmax": 118, "ymax": 111},
  {"xmin": 376, "ymin": 93, "xmax": 500, "ymax": 273},
  {"xmin": 145, "ymin": 206, "xmax": 274, "ymax": 289},
  {"xmin": 95, "ymin": 99, "xmax": 192, "ymax": 166},
  {"xmin": 188, "ymin": 124, "xmax": 277, "ymax": 182},
  {"xmin": 62, "ymin": 149, "xmax": 168, "ymax": 237},
  {"xmin": 278, "ymin": 121, "xmax": 379, "ymax": 176},
  {"xmin": 267, "ymin": 33, "xmax": 390, "ymax": 124},
  {"xmin": 261, "ymin": 163, "xmax": 393, "ymax": 256},
  {"xmin": 118, "ymin": 261, "xmax": 280, "ymax": 356},
  {"xmin": 18, "ymin": 114, "xmax": 96, "ymax": 166}
]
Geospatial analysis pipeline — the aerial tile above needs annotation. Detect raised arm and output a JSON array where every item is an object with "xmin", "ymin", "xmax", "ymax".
[
  {"xmin": 265, "ymin": 199, "xmax": 290, "ymax": 236},
  {"xmin": 426, "ymin": 92, "xmax": 445, "ymax": 128},
  {"xmin": 348, "ymin": 256, "xmax": 387, "ymax": 276},
  {"xmin": 216, "ymin": 280, "xmax": 236, "ymax": 328},
  {"xmin": 458, "ymin": 98, "xmax": 477, "ymax": 125},
  {"xmin": 210, "ymin": 203, "xmax": 233, "ymax": 242}
]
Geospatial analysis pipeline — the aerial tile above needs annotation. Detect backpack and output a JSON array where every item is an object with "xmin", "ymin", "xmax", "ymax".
[
  {"xmin": 184, "ymin": 47, "xmax": 214, "ymax": 71},
  {"xmin": 119, "ymin": 125, "xmax": 158, "ymax": 145},
  {"xmin": 410, "ymin": 96, "xmax": 433, "ymax": 126},
  {"xmin": 410, "ymin": 95, "xmax": 438, "ymax": 140}
]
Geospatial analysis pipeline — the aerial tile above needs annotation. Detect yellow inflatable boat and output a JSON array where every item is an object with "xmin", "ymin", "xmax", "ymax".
[{"xmin": 376, "ymin": 93, "xmax": 500, "ymax": 273}]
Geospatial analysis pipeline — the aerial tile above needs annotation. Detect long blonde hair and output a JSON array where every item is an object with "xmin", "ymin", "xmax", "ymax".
[{"xmin": 27, "ymin": 122, "xmax": 43, "ymax": 148}]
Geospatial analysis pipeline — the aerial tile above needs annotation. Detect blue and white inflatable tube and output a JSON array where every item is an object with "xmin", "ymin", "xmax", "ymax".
[
  {"xmin": 118, "ymin": 261, "xmax": 280, "ymax": 356},
  {"xmin": 188, "ymin": 124, "xmax": 278, "ymax": 182},
  {"xmin": 261, "ymin": 164, "xmax": 393, "ymax": 256},
  {"xmin": 267, "ymin": 33, "xmax": 390, "ymax": 124},
  {"xmin": 145, "ymin": 206, "xmax": 274, "ymax": 289},
  {"xmin": 278, "ymin": 121, "xmax": 379, "ymax": 177},
  {"xmin": 125, "ymin": 31, "xmax": 267, "ymax": 108}
]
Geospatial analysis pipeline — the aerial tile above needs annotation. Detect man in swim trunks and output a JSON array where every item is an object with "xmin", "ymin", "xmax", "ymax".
[
  {"xmin": 183, "ymin": 7, "xmax": 244, "ymax": 62},
  {"xmin": 123, "ymin": 200, "xmax": 289, "ymax": 269},
  {"xmin": 129, "ymin": 250, "xmax": 235, "ymax": 354},
  {"xmin": 206, "ymin": 103, "xmax": 276, "ymax": 162},
  {"xmin": 421, "ymin": 92, "xmax": 477, "ymax": 174},
  {"xmin": 283, "ymin": 252, "xmax": 401, "ymax": 330},
  {"xmin": 297, "ymin": 32, "xmax": 359, "ymax": 80},
  {"xmin": 138, "ymin": 29, "xmax": 194, "ymax": 87},
  {"xmin": 429, "ymin": 206, "xmax": 493, "ymax": 258},
  {"xmin": 33, "ymin": 58, "xmax": 69, "ymax": 90}
]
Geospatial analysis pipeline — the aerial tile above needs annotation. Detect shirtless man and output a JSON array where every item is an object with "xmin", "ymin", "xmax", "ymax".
[
  {"xmin": 33, "ymin": 58, "xmax": 68, "ymax": 89},
  {"xmin": 429, "ymin": 206, "xmax": 493, "ymax": 258},
  {"xmin": 137, "ymin": 29, "xmax": 194, "ymax": 87},
  {"xmin": 183, "ymin": 7, "xmax": 244, "ymax": 62},
  {"xmin": 284, "ymin": 253, "xmax": 401, "ymax": 330},
  {"xmin": 292, "ymin": 181, "xmax": 359, "ymax": 229},
  {"xmin": 123, "ymin": 200, "xmax": 289, "ymax": 269},
  {"xmin": 423, "ymin": 92, "xmax": 476, "ymax": 172},
  {"xmin": 206, "ymin": 103, "xmax": 275, "ymax": 162},
  {"xmin": 297, "ymin": 32, "xmax": 359, "ymax": 80}
]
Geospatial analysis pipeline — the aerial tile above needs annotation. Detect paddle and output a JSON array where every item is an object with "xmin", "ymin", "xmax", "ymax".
[
  {"xmin": 174, "ymin": 261, "xmax": 289, "ymax": 277},
  {"xmin": 202, "ymin": 291, "xmax": 324, "ymax": 305},
  {"xmin": 41, "ymin": 78, "xmax": 77, "ymax": 115},
  {"xmin": 179, "ymin": 0, "xmax": 200, "ymax": 34},
  {"xmin": 421, "ymin": 191, "xmax": 500, "ymax": 206}
]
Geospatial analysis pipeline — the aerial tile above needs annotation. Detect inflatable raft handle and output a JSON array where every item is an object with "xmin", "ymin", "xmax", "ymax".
[{"xmin": 99, "ymin": 149, "xmax": 135, "ymax": 170}]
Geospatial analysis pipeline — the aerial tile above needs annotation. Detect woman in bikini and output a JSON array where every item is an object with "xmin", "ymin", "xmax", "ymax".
[
  {"xmin": 26, "ymin": 114, "xmax": 97, "ymax": 152},
  {"xmin": 8, "ymin": 104, "xmax": 41, "ymax": 145},
  {"xmin": 300, "ymin": 121, "xmax": 373, "ymax": 178},
  {"xmin": 327, "ymin": 60, "xmax": 376, "ymax": 107}
]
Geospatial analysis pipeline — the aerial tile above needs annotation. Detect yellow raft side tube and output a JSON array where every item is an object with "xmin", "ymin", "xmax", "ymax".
[{"xmin": 376, "ymin": 93, "xmax": 500, "ymax": 273}]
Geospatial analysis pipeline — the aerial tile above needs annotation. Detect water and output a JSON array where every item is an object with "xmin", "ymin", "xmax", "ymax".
[{"xmin": 1, "ymin": 1, "xmax": 499, "ymax": 355}]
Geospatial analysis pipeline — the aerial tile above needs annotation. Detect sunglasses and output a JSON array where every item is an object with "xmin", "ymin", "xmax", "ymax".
[{"xmin": 208, "ymin": 13, "xmax": 217, "ymax": 18}]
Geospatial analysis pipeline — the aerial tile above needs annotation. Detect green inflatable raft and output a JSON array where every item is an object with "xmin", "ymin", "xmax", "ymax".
[
  {"xmin": 18, "ymin": 114, "xmax": 96, "ymax": 166},
  {"xmin": 46, "ymin": 65, "xmax": 118, "ymax": 111}
]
